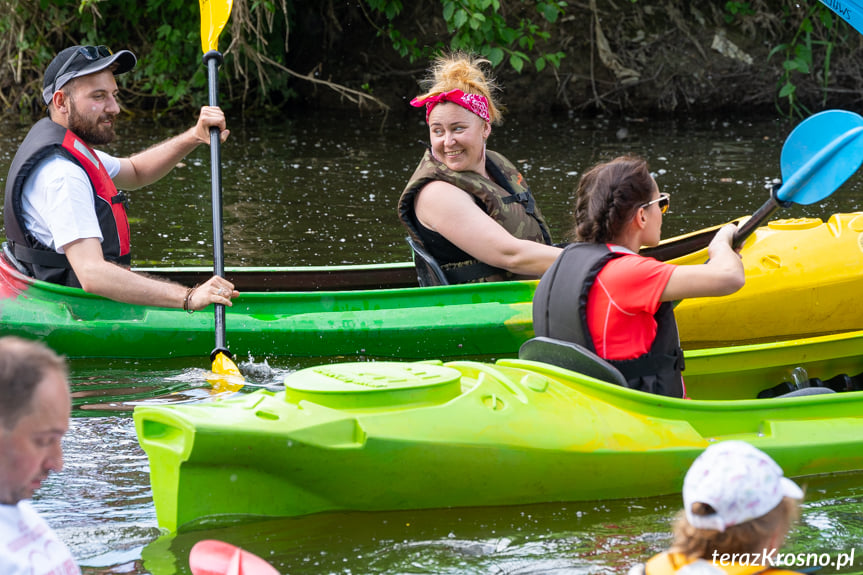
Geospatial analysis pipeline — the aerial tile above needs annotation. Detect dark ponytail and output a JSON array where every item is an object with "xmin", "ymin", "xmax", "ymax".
[{"xmin": 569, "ymin": 156, "xmax": 655, "ymax": 243}]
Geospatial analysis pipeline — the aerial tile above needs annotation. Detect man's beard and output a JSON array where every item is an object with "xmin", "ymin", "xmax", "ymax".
[{"xmin": 68, "ymin": 100, "xmax": 116, "ymax": 146}]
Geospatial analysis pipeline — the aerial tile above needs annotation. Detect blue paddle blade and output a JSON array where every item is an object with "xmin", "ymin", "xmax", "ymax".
[
  {"xmin": 779, "ymin": 109, "xmax": 863, "ymax": 205},
  {"xmin": 819, "ymin": 0, "xmax": 863, "ymax": 36}
]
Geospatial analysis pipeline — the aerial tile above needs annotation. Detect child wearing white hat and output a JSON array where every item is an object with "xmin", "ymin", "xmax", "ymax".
[{"xmin": 628, "ymin": 440, "xmax": 805, "ymax": 575}]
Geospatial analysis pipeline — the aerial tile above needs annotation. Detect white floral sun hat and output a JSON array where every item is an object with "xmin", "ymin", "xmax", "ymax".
[{"xmin": 682, "ymin": 440, "xmax": 803, "ymax": 532}]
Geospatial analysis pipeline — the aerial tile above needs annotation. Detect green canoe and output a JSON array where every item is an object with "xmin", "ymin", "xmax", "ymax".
[
  {"xmin": 134, "ymin": 330, "xmax": 863, "ymax": 533},
  {"xmin": 4, "ymin": 213, "xmax": 863, "ymax": 359}
]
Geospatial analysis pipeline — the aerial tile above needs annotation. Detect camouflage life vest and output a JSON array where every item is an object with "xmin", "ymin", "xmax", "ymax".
[{"xmin": 398, "ymin": 148, "xmax": 552, "ymax": 284}]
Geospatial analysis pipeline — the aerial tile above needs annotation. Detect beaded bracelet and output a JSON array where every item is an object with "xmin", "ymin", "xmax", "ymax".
[{"xmin": 182, "ymin": 284, "xmax": 199, "ymax": 314}]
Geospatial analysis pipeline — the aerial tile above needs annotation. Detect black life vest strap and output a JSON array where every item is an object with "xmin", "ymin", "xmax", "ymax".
[
  {"xmin": 610, "ymin": 348, "xmax": 684, "ymax": 382},
  {"xmin": 485, "ymin": 156, "xmax": 550, "ymax": 243},
  {"xmin": 501, "ymin": 191, "xmax": 532, "ymax": 207},
  {"xmin": 111, "ymin": 191, "xmax": 129, "ymax": 206},
  {"xmin": 441, "ymin": 259, "xmax": 502, "ymax": 283},
  {"xmin": 8, "ymin": 240, "xmax": 72, "ymax": 269}
]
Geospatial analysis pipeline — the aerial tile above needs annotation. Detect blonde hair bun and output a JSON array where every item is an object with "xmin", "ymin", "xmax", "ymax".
[{"xmin": 415, "ymin": 52, "xmax": 504, "ymax": 124}]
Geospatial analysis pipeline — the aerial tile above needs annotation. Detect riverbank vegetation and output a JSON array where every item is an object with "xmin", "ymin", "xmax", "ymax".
[{"xmin": 1, "ymin": 0, "xmax": 861, "ymax": 120}]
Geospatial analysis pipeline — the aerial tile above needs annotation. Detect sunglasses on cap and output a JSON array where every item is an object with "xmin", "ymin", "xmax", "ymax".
[
  {"xmin": 51, "ymin": 45, "xmax": 113, "ymax": 95},
  {"xmin": 641, "ymin": 192, "xmax": 670, "ymax": 214}
]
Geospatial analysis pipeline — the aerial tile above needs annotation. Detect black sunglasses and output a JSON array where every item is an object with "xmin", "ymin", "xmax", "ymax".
[
  {"xmin": 641, "ymin": 192, "xmax": 670, "ymax": 214},
  {"xmin": 51, "ymin": 45, "xmax": 113, "ymax": 95}
]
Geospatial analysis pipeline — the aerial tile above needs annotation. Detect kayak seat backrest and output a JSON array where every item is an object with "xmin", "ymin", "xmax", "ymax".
[
  {"xmin": 405, "ymin": 236, "xmax": 450, "ymax": 287},
  {"xmin": 2, "ymin": 242, "xmax": 30, "ymax": 275},
  {"xmin": 518, "ymin": 336, "xmax": 629, "ymax": 387}
]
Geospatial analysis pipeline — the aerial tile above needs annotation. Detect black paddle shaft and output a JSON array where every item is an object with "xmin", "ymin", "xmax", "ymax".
[
  {"xmin": 732, "ymin": 184, "xmax": 793, "ymax": 250},
  {"xmin": 203, "ymin": 50, "xmax": 227, "ymax": 353}
]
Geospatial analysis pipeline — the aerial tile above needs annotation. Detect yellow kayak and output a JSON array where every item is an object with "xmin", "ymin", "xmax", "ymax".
[{"xmin": 672, "ymin": 213, "xmax": 863, "ymax": 347}]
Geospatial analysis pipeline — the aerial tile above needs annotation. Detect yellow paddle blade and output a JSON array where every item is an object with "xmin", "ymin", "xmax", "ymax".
[
  {"xmin": 199, "ymin": 0, "xmax": 233, "ymax": 54},
  {"xmin": 207, "ymin": 350, "xmax": 244, "ymax": 392}
]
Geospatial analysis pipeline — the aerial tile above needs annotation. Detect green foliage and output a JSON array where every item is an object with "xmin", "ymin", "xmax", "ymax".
[
  {"xmin": 723, "ymin": 2, "xmax": 755, "ymax": 24},
  {"xmin": 103, "ymin": 0, "xmax": 213, "ymax": 109},
  {"xmin": 364, "ymin": 0, "xmax": 426, "ymax": 61},
  {"xmin": 768, "ymin": 2, "xmax": 835, "ymax": 118},
  {"xmin": 0, "ymin": 0, "xmax": 856, "ymax": 119},
  {"xmin": 0, "ymin": 0, "xmax": 215, "ymax": 115},
  {"xmin": 364, "ymin": 0, "xmax": 567, "ymax": 73},
  {"xmin": 1, "ymin": 0, "xmax": 318, "ymax": 118}
]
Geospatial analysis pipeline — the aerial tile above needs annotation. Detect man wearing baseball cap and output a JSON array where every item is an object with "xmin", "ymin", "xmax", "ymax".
[
  {"xmin": 3, "ymin": 45, "xmax": 238, "ymax": 311},
  {"xmin": 628, "ymin": 440, "xmax": 806, "ymax": 574}
]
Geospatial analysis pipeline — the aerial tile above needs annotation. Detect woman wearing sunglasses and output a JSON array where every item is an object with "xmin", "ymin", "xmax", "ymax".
[{"xmin": 532, "ymin": 156, "xmax": 744, "ymax": 398}]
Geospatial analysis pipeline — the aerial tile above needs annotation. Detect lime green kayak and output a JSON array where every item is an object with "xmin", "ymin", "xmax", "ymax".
[
  {"xmin": 0, "ymin": 255, "xmax": 534, "ymax": 359},
  {"xmin": 135, "ymin": 330, "xmax": 863, "ymax": 532},
  {"xmin": 4, "ymin": 213, "xmax": 863, "ymax": 359}
]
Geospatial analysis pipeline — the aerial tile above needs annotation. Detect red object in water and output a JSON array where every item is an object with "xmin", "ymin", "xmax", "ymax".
[{"xmin": 189, "ymin": 539, "xmax": 280, "ymax": 575}]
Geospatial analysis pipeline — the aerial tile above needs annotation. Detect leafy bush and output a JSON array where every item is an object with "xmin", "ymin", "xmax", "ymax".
[{"xmin": 364, "ymin": 0, "xmax": 567, "ymax": 72}]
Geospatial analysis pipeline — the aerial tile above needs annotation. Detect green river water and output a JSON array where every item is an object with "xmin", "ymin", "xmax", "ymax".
[{"xmin": 1, "ymin": 110, "xmax": 862, "ymax": 574}]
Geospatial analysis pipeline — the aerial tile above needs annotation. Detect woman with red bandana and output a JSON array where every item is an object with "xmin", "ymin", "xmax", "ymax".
[{"xmin": 398, "ymin": 52, "xmax": 562, "ymax": 284}]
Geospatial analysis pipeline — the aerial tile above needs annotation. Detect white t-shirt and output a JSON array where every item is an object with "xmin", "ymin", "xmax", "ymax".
[
  {"xmin": 20, "ymin": 150, "xmax": 121, "ymax": 253},
  {"xmin": 0, "ymin": 500, "xmax": 80, "ymax": 575}
]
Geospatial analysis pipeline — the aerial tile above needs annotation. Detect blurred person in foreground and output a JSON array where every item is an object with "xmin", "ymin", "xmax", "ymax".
[
  {"xmin": 0, "ymin": 336, "xmax": 80, "ymax": 574},
  {"xmin": 628, "ymin": 440, "xmax": 805, "ymax": 575}
]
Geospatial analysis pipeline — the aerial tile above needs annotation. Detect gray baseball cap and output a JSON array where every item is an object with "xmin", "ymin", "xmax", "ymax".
[{"xmin": 42, "ymin": 45, "xmax": 136, "ymax": 105}]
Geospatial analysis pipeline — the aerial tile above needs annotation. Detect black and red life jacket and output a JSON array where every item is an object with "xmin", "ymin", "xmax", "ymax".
[{"xmin": 4, "ymin": 117, "xmax": 130, "ymax": 287}]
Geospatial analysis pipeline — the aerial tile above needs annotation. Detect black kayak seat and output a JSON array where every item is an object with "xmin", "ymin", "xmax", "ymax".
[
  {"xmin": 521, "ymin": 337, "xmax": 841, "ymax": 399},
  {"xmin": 519, "ymin": 337, "xmax": 839, "ymax": 399},
  {"xmin": 518, "ymin": 336, "xmax": 628, "ymax": 387},
  {"xmin": 758, "ymin": 372, "xmax": 842, "ymax": 398},
  {"xmin": 779, "ymin": 386, "xmax": 836, "ymax": 397},
  {"xmin": 405, "ymin": 236, "xmax": 449, "ymax": 287}
]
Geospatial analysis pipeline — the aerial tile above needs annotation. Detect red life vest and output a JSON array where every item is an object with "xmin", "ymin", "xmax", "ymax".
[{"xmin": 4, "ymin": 117, "xmax": 131, "ymax": 287}]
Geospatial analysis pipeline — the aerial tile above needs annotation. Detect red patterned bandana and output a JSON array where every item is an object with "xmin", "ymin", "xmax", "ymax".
[{"xmin": 410, "ymin": 89, "xmax": 491, "ymax": 124}]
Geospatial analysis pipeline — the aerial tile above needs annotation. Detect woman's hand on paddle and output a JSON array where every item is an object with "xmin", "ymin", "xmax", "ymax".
[
  {"xmin": 190, "ymin": 276, "xmax": 239, "ymax": 311},
  {"xmin": 708, "ymin": 223, "xmax": 743, "ymax": 258},
  {"xmin": 663, "ymin": 223, "xmax": 744, "ymax": 301}
]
